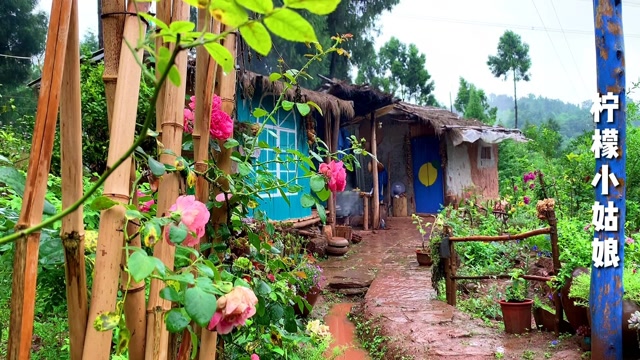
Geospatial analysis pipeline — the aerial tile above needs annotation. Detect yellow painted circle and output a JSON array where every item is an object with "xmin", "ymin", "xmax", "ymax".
[{"xmin": 419, "ymin": 162, "xmax": 437, "ymax": 187}]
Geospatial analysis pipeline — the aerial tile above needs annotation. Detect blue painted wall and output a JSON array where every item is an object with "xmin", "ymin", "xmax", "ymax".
[{"xmin": 236, "ymin": 92, "xmax": 312, "ymax": 221}]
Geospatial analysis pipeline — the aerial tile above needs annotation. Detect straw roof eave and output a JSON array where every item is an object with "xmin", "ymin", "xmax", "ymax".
[{"xmin": 239, "ymin": 71, "xmax": 355, "ymax": 121}]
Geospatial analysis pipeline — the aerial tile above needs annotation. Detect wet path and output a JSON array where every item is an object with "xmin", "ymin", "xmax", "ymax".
[
  {"xmin": 324, "ymin": 303, "xmax": 369, "ymax": 360},
  {"xmin": 319, "ymin": 217, "xmax": 583, "ymax": 360}
]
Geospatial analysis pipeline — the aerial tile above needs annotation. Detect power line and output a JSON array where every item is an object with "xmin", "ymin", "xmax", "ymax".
[
  {"xmin": 550, "ymin": 0, "xmax": 589, "ymax": 90},
  {"xmin": 530, "ymin": 0, "xmax": 581, "ymax": 97},
  {"xmin": 385, "ymin": 14, "xmax": 640, "ymax": 39}
]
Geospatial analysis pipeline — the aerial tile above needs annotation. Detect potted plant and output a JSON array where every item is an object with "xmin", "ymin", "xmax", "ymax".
[
  {"xmin": 499, "ymin": 269, "xmax": 534, "ymax": 334},
  {"xmin": 532, "ymin": 296, "xmax": 556, "ymax": 332},
  {"xmin": 412, "ymin": 214, "xmax": 433, "ymax": 266},
  {"xmin": 294, "ymin": 262, "xmax": 325, "ymax": 317}
]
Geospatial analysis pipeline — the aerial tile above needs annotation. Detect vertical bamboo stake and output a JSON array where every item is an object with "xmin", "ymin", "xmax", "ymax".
[
  {"xmin": 331, "ymin": 110, "xmax": 340, "ymax": 230},
  {"xmin": 59, "ymin": 1, "xmax": 88, "ymax": 359},
  {"xmin": 82, "ymin": 3, "xmax": 151, "ymax": 358},
  {"xmin": 154, "ymin": 0, "xmax": 169, "ymax": 141},
  {"xmin": 324, "ymin": 114, "xmax": 335, "ymax": 232},
  {"xmin": 120, "ymin": 172, "xmax": 147, "ymax": 360},
  {"xmin": 371, "ymin": 112, "xmax": 380, "ymax": 230},
  {"xmin": 145, "ymin": 2, "xmax": 190, "ymax": 358},
  {"xmin": 7, "ymin": 0, "xmax": 73, "ymax": 358},
  {"xmin": 101, "ymin": 0, "xmax": 126, "ymax": 128}
]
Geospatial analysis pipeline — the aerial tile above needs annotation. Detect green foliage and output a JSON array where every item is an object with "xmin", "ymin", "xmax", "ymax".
[
  {"xmin": 454, "ymin": 77, "xmax": 497, "ymax": 124},
  {"xmin": 356, "ymin": 37, "xmax": 437, "ymax": 106},
  {"xmin": 505, "ymin": 268, "xmax": 527, "ymax": 302}
]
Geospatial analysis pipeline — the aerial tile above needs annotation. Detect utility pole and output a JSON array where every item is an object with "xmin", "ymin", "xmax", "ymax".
[
  {"xmin": 449, "ymin": 92, "xmax": 453, "ymax": 112},
  {"xmin": 590, "ymin": 0, "xmax": 625, "ymax": 359}
]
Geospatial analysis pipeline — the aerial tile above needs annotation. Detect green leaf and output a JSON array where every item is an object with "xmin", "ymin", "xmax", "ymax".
[
  {"xmin": 224, "ymin": 138, "xmax": 240, "ymax": 149},
  {"xmin": 236, "ymin": 0, "xmax": 274, "ymax": 14},
  {"xmin": 269, "ymin": 72, "xmax": 282, "ymax": 82},
  {"xmin": 307, "ymin": 101, "xmax": 323, "ymax": 116},
  {"xmin": 300, "ymin": 193, "xmax": 315, "ymax": 208},
  {"xmin": 295, "ymin": 102, "xmax": 311, "ymax": 116},
  {"xmin": 316, "ymin": 202, "xmax": 327, "ymax": 223},
  {"xmin": 203, "ymin": 42, "xmax": 234, "ymax": 74},
  {"xmin": 237, "ymin": 162, "xmax": 252, "ymax": 176},
  {"xmin": 169, "ymin": 20, "xmax": 195, "ymax": 33},
  {"xmin": 316, "ymin": 187, "xmax": 331, "ymax": 202},
  {"xmin": 165, "ymin": 308, "xmax": 191, "ymax": 333},
  {"xmin": 148, "ymin": 156, "xmax": 166, "ymax": 176},
  {"xmin": 168, "ymin": 65, "xmax": 181, "ymax": 87},
  {"xmin": 141, "ymin": 220, "xmax": 162, "ymax": 248},
  {"xmin": 93, "ymin": 311, "xmax": 121, "ymax": 331},
  {"xmin": 138, "ymin": 12, "xmax": 169, "ymax": 30},
  {"xmin": 255, "ymin": 280, "xmax": 272, "ymax": 295},
  {"xmin": 0, "ymin": 166, "xmax": 56, "ymax": 215},
  {"xmin": 281, "ymin": 100, "xmax": 294, "ymax": 111},
  {"xmin": 125, "ymin": 209, "xmax": 144, "ymax": 220},
  {"xmin": 184, "ymin": 287, "xmax": 217, "ymax": 327},
  {"xmin": 239, "ymin": 21, "xmax": 272, "ymax": 56},
  {"xmin": 160, "ymin": 286, "xmax": 181, "ymax": 302},
  {"xmin": 128, "ymin": 251, "xmax": 156, "ymax": 283},
  {"xmin": 168, "ymin": 223, "xmax": 188, "ymax": 245},
  {"xmin": 253, "ymin": 108, "xmax": 268, "ymax": 118},
  {"xmin": 310, "ymin": 174, "xmax": 326, "ymax": 192},
  {"xmin": 210, "ymin": 0, "xmax": 249, "ymax": 27},
  {"xmin": 90, "ymin": 196, "xmax": 119, "ymax": 211},
  {"xmin": 283, "ymin": 0, "xmax": 340, "ymax": 14},
  {"xmin": 263, "ymin": 8, "xmax": 317, "ymax": 43}
]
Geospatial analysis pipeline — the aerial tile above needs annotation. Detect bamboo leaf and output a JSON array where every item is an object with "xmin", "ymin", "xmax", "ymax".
[
  {"xmin": 128, "ymin": 251, "xmax": 156, "ymax": 282},
  {"xmin": 165, "ymin": 308, "xmax": 191, "ymax": 333},
  {"xmin": 300, "ymin": 193, "xmax": 315, "ymax": 208},
  {"xmin": 310, "ymin": 175, "xmax": 326, "ymax": 192},
  {"xmin": 263, "ymin": 8, "xmax": 317, "ymax": 43},
  {"xmin": 239, "ymin": 21, "xmax": 272, "ymax": 56},
  {"xmin": 90, "ymin": 196, "xmax": 119, "ymax": 211},
  {"xmin": 209, "ymin": 0, "xmax": 249, "ymax": 27},
  {"xmin": 283, "ymin": 0, "xmax": 340, "ymax": 15},
  {"xmin": 295, "ymin": 102, "xmax": 311, "ymax": 116},
  {"xmin": 203, "ymin": 42, "xmax": 234, "ymax": 74},
  {"xmin": 236, "ymin": 0, "xmax": 274, "ymax": 13},
  {"xmin": 148, "ymin": 156, "xmax": 166, "ymax": 176},
  {"xmin": 184, "ymin": 287, "xmax": 217, "ymax": 327}
]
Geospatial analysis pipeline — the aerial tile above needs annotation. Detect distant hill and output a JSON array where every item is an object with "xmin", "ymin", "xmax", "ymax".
[{"xmin": 487, "ymin": 94, "xmax": 593, "ymax": 139}]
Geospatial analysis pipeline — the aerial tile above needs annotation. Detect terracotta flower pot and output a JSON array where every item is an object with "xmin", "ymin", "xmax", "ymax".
[
  {"xmin": 499, "ymin": 298, "xmax": 534, "ymax": 334},
  {"xmin": 295, "ymin": 286, "xmax": 320, "ymax": 318},
  {"xmin": 416, "ymin": 250, "xmax": 433, "ymax": 266},
  {"xmin": 561, "ymin": 267, "xmax": 590, "ymax": 331},
  {"xmin": 533, "ymin": 307, "xmax": 556, "ymax": 332}
]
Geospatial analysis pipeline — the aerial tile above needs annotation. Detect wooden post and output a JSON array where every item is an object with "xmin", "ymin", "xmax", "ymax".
[
  {"xmin": 145, "ymin": 1, "xmax": 190, "ymax": 358},
  {"xmin": 371, "ymin": 112, "xmax": 379, "ymax": 230},
  {"xmin": 7, "ymin": 0, "xmax": 73, "ymax": 358},
  {"xmin": 325, "ymin": 114, "xmax": 336, "ymax": 231},
  {"xmin": 547, "ymin": 208, "xmax": 563, "ymax": 337},
  {"xmin": 82, "ymin": 2, "xmax": 150, "ymax": 358},
  {"xmin": 448, "ymin": 239, "xmax": 457, "ymax": 307},
  {"xmin": 59, "ymin": 1, "xmax": 88, "ymax": 359},
  {"xmin": 591, "ymin": 1, "xmax": 625, "ymax": 358},
  {"xmin": 363, "ymin": 196, "xmax": 369, "ymax": 230},
  {"xmin": 332, "ymin": 106, "xmax": 341, "ymax": 230}
]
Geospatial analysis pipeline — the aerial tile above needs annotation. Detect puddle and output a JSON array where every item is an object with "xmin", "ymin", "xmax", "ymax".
[{"xmin": 324, "ymin": 302, "xmax": 370, "ymax": 360}]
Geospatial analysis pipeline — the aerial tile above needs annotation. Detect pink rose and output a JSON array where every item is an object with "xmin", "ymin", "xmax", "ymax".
[
  {"xmin": 523, "ymin": 196, "xmax": 530, "ymax": 205},
  {"xmin": 138, "ymin": 199, "xmax": 155, "ymax": 213},
  {"xmin": 182, "ymin": 94, "xmax": 234, "ymax": 140},
  {"xmin": 207, "ymin": 286, "xmax": 258, "ymax": 334},
  {"xmin": 164, "ymin": 195, "xmax": 210, "ymax": 247},
  {"xmin": 319, "ymin": 160, "xmax": 347, "ymax": 193},
  {"xmin": 251, "ymin": 355, "xmax": 259, "ymax": 360}
]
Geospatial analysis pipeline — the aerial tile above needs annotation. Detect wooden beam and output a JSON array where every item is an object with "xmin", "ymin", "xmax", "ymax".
[{"xmin": 371, "ymin": 111, "xmax": 379, "ymax": 230}]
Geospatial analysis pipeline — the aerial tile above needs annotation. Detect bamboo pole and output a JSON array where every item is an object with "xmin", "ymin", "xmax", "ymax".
[
  {"xmin": 331, "ymin": 109, "xmax": 340, "ymax": 231},
  {"xmin": 101, "ymin": 0, "xmax": 126, "ymax": 128},
  {"xmin": 7, "ymin": 0, "xmax": 73, "ymax": 358},
  {"xmin": 59, "ymin": 1, "xmax": 88, "ymax": 359},
  {"xmin": 154, "ymin": 0, "xmax": 169, "ymax": 141},
  {"xmin": 82, "ymin": 3, "xmax": 151, "ymax": 358},
  {"xmin": 120, "ymin": 168, "xmax": 147, "ymax": 360},
  {"xmin": 325, "ymin": 114, "xmax": 335, "ymax": 231},
  {"xmin": 370, "ymin": 112, "xmax": 379, "ymax": 230},
  {"xmin": 145, "ymin": 2, "xmax": 190, "ymax": 358}
]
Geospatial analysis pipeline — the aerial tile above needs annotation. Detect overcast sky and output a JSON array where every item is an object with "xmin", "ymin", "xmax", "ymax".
[{"xmin": 37, "ymin": 0, "xmax": 640, "ymax": 106}]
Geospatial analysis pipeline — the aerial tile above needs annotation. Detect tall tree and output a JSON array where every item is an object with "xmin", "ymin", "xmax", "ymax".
[
  {"xmin": 356, "ymin": 37, "xmax": 437, "ymax": 106},
  {"xmin": 487, "ymin": 30, "xmax": 531, "ymax": 129},
  {"xmin": 454, "ymin": 77, "xmax": 497, "ymax": 123},
  {"xmin": 0, "ymin": 0, "xmax": 48, "ymax": 87}
]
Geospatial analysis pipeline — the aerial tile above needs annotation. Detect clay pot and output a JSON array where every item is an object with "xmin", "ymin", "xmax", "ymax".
[
  {"xmin": 499, "ymin": 299, "xmax": 534, "ymax": 334},
  {"xmin": 295, "ymin": 286, "xmax": 320, "ymax": 318},
  {"xmin": 561, "ymin": 267, "xmax": 590, "ymax": 331},
  {"xmin": 533, "ymin": 307, "xmax": 556, "ymax": 332},
  {"xmin": 623, "ymin": 300, "xmax": 640, "ymax": 357},
  {"xmin": 416, "ymin": 250, "xmax": 433, "ymax": 266}
]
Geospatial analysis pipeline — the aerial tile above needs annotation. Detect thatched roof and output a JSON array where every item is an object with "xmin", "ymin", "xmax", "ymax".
[
  {"xmin": 239, "ymin": 71, "xmax": 355, "ymax": 121},
  {"xmin": 318, "ymin": 76, "xmax": 397, "ymax": 117}
]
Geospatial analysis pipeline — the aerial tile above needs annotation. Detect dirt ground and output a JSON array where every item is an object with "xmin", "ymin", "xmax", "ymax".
[{"xmin": 315, "ymin": 217, "xmax": 586, "ymax": 360}]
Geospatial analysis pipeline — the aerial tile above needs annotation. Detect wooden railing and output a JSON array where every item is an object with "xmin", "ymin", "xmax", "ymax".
[{"xmin": 441, "ymin": 204, "xmax": 564, "ymax": 335}]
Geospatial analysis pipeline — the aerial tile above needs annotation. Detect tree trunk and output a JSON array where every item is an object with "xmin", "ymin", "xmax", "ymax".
[
  {"xmin": 97, "ymin": 0, "xmax": 103, "ymax": 50},
  {"xmin": 513, "ymin": 69, "xmax": 518, "ymax": 129}
]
